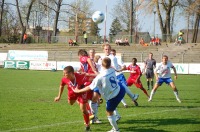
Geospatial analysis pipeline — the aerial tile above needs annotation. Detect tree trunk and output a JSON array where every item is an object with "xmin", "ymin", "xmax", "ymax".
[
  {"xmin": 16, "ymin": 0, "xmax": 35, "ymax": 43},
  {"xmin": 192, "ymin": 13, "xmax": 200, "ymax": 43},
  {"xmin": 0, "ymin": 0, "xmax": 5, "ymax": 37},
  {"xmin": 53, "ymin": 0, "xmax": 62, "ymax": 36}
]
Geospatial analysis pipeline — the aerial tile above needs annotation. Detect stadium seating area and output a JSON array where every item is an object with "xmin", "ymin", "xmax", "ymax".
[{"xmin": 0, "ymin": 43, "xmax": 200, "ymax": 63}]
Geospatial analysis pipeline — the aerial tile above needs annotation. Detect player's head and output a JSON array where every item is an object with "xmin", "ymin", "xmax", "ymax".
[
  {"xmin": 132, "ymin": 58, "xmax": 137, "ymax": 65},
  {"xmin": 102, "ymin": 44, "xmax": 111, "ymax": 56},
  {"xmin": 102, "ymin": 57, "xmax": 111, "ymax": 69},
  {"xmin": 94, "ymin": 55, "xmax": 101, "ymax": 63},
  {"xmin": 63, "ymin": 66, "xmax": 74, "ymax": 79},
  {"xmin": 89, "ymin": 49, "xmax": 95, "ymax": 59},
  {"xmin": 149, "ymin": 52, "xmax": 153, "ymax": 58},
  {"xmin": 78, "ymin": 49, "xmax": 88, "ymax": 57},
  {"xmin": 162, "ymin": 55, "xmax": 168, "ymax": 64},
  {"xmin": 111, "ymin": 49, "xmax": 116, "ymax": 56}
]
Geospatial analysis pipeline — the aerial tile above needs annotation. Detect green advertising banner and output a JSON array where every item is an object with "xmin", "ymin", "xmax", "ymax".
[
  {"xmin": 4, "ymin": 60, "xmax": 30, "ymax": 69},
  {"xmin": 4, "ymin": 60, "xmax": 16, "ymax": 68},
  {"xmin": 16, "ymin": 61, "xmax": 30, "ymax": 69}
]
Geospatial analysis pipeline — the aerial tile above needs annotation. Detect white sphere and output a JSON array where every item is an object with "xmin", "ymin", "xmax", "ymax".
[{"xmin": 92, "ymin": 11, "xmax": 105, "ymax": 24}]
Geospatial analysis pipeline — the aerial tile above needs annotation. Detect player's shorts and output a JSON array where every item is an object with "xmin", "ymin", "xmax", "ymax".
[
  {"xmin": 156, "ymin": 77, "xmax": 173, "ymax": 85},
  {"xmin": 68, "ymin": 88, "xmax": 93, "ymax": 104},
  {"xmin": 106, "ymin": 82, "xmax": 125, "ymax": 111},
  {"xmin": 117, "ymin": 73, "xmax": 127, "ymax": 86},
  {"xmin": 127, "ymin": 77, "xmax": 143, "ymax": 88},
  {"xmin": 145, "ymin": 69, "xmax": 154, "ymax": 79}
]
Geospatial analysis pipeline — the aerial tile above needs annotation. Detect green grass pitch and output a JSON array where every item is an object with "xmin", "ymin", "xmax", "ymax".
[{"xmin": 0, "ymin": 69, "xmax": 200, "ymax": 132}]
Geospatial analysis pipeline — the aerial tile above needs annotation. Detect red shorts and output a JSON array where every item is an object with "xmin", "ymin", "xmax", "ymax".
[
  {"xmin": 68, "ymin": 88, "xmax": 93, "ymax": 104},
  {"xmin": 127, "ymin": 78, "xmax": 143, "ymax": 88}
]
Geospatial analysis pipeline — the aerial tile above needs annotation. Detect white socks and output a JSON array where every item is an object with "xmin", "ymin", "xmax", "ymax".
[{"xmin": 107, "ymin": 115, "xmax": 119, "ymax": 131}]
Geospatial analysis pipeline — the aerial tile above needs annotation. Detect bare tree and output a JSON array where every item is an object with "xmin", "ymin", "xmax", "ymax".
[
  {"xmin": 0, "ymin": 0, "xmax": 5, "ymax": 36},
  {"xmin": 53, "ymin": 0, "xmax": 62, "ymax": 36},
  {"xmin": 16, "ymin": 0, "xmax": 36, "ymax": 43}
]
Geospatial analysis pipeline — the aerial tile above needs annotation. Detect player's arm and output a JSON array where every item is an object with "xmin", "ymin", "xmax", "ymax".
[
  {"xmin": 54, "ymin": 85, "xmax": 64, "ymax": 102},
  {"xmin": 172, "ymin": 66, "xmax": 177, "ymax": 80},
  {"xmin": 73, "ymin": 86, "xmax": 91, "ymax": 93},
  {"xmin": 87, "ymin": 58, "xmax": 99, "ymax": 74},
  {"xmin": 142, "ymin": 61, "xmax": 147, "ymax": 73},
  {"xmin": 154, "ymin": 68, "xmax": 159, "ymax": 81}
]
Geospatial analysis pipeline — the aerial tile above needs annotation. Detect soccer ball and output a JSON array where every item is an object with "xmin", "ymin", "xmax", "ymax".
[{"xmin": 92, "ymin": 11, "xmax": 105, "ymax": 24}]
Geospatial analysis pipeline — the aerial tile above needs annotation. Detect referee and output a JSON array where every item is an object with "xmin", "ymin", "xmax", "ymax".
[{"xmin": 144, "ymin": 52, "xmax": 156, "ymax": 90}]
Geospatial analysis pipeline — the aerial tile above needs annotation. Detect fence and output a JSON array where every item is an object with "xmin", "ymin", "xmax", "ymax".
[
  {"xmin": 48, "ymin": 51, "xmax": 200, "ymax": 63},
  {"xmin": 31, "ymin": 34, "xmax": 180, "ymax": 44}
]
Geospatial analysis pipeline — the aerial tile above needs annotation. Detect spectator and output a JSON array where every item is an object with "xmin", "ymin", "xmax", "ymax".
[
  {"xmin": 139, "ymin": 37, "xmax": 148, "ymax": 46},
  {"xmin": 155, "ymin": 37, "xmax": 161, "ymax": 46},
  {"xmin": 150, "ymin": 37, "xmax": 155, "ymax": 46},
  {"xmin": 68, "ymin": 38, "xmax": 73, "ymax": 46},
  {"xmin": 23, "ymin": 33, "xmax": 27, "ymax": 44},
  {"xmin": 115, "ymin": 38, "xmax": 119, "ymax": 45},
  {"xmin": 124, "ymin": 38, "xmax": 130, "ymax": 46},
  {"xmin": 177, "ymin": 36, "xmax": 183, "ymax": 46},
  {"xmin": 83, "ymin": 31, "xmax": 87, "ymax": 44}
]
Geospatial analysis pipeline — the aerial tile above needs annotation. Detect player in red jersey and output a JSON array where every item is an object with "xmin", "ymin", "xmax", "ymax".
[
  {"xmin": 120, "ymin": 58, "xmax": 149, "ymax": 98},
  {"xmin": 54, "ymin": 66, "xmax": 94, "ymax": 131}
]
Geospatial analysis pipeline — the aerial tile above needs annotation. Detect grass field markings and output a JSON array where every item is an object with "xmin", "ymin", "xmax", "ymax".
[{"xmin": 1, "ymin": 107, "xmax": 200, "ymax": 132}]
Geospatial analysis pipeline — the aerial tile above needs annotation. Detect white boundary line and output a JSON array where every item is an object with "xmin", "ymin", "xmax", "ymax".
[{"xmin": 1, "ymin": 107, "xmax": 200, "ymax": 132}]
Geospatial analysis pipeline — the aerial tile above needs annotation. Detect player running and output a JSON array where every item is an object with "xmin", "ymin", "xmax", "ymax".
[{"xmin": 118, "ymin": 58, "xmax": 149, "ymax": 98}]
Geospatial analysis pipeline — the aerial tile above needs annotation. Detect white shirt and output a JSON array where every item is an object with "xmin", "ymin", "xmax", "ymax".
[
  {"xmin": 89, "ymin": 68, "xmax": 120, "ymax": 101},
  {"xmin": 98, "ymin": 54, "xmax": 119, "ymax": 73},
  {"xmin": 155, "ymin": 61, "xmax": 174, "ymax": 78},
  {"xmin": 115, "ymin": 58, "xmax": 125, "ymax": 76}
]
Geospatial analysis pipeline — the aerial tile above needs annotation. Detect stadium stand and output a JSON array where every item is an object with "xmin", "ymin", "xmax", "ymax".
[{"xmin": 0, "ymin": 43, "xmax": 200, "ymax": 63}]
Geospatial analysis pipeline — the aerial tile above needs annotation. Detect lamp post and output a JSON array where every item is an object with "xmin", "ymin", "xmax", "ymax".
[
  {"xmin": 104, "ymin": 0, "xmax": 107, "ymax": 43},
  {"xmin": 153, "ymin": 11, "xmax": 156, "ymax": 37}
]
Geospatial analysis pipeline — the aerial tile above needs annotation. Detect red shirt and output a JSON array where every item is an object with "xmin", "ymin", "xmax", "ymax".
[
  {"xmin": 60, "ymin": 73, "xmax": 92, "ymax": 103},
  {"xmin": 61, "ymin": 73, "xmax": 86, "ymax": 90},
  {"xmin": 126, "ymin": 64, "xmax": 142, "ymax": 79},
  {"xmin": 80, "ymin": 56, "xmax": 95, "ymax": 73}
]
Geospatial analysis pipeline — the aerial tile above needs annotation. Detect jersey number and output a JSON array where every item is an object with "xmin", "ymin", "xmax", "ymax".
[{"xmin": 109, "ymin": 76, "xmax": 117, "ymax": 88}]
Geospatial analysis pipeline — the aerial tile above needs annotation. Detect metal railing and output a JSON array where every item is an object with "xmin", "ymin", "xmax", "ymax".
[{"xmin": 48, "ymin": 51, "xmax": 200, "ymax": 63}]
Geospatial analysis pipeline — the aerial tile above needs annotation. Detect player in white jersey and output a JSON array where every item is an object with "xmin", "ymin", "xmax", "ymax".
[
  {"xmin": 98, "ymin": 44, "xmax": 139, "ymax": 104},
  {"xmin": 148, "ymin": 55, "xmax": 181, "ymax": 103},
  {"xmin": 74, "ymin": 57, "xmax": 125, "ymax": 132},
  {"xmin": 111, "ymin": 49, "xmax": 134, "ymax": 108}
]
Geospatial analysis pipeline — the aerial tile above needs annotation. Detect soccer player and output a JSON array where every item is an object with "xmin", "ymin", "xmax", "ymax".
[
  {"xmin": 54, "ymin": 66, "xmax": 93, "ymax": 131},
  {"xmin": 99, "ymin": 44, "xmax": 139, "ymax": 105},
  {"xmin": 143, "ymin": 52, "xmax": 156, "ymax": 90},
  {"xmin": 87, "ymin": 49, "xmax": 102, "ymax": 124},
  {"xmin": 148, "ymin": 55, "xmax": 181, "ymax": 103},
  {"xmin": 74, "ymin": 57, "xmax": 125, "ymax": 132},
  {"xmin": 119, "ymin": 58, "xmax": 149, "ymax": 98},
  {"xmin": 110, "ymin": 49, "xmax": 128, "ymax": 108}
]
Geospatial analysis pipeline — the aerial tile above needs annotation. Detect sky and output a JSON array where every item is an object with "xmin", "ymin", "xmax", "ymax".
[
  {"xmin": 89, "ymin": 0, "xmax": 187, "ymax": 37},
  {"xmin": 7, "ymin": 0, "xmax": 187, "ymax": 37}
]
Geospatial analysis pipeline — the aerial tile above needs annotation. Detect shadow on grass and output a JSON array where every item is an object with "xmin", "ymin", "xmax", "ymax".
[{"xmin": 120, "ymin": 118, "xmax": 200, "ymax": 132}]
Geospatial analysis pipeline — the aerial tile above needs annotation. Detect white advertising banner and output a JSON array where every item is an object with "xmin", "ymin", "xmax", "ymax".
[
  {"xmin": 29, "ymin": 61, "xmax": 56, "ymax": 70},
  {"xmin": 171, "ymin": 63, "xmax": 189, "ymax": 74},
  {"xmin": 8, "ymin": 50, "xmax": 48, "ymax": 61},
  {"xmin": 188, "ymin": 64, "xmax": 200, "ymax": 74},
  {"xmin": 123, "ymin": 63, "xmax": 189, "ymax": 74},
  {"xmin": 57, "ymin": 61, "xmax": 81, "ymax": 71},
  {"xmin": 0, "ymin": 53, "xmax": 7, "ymax": 65}
]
